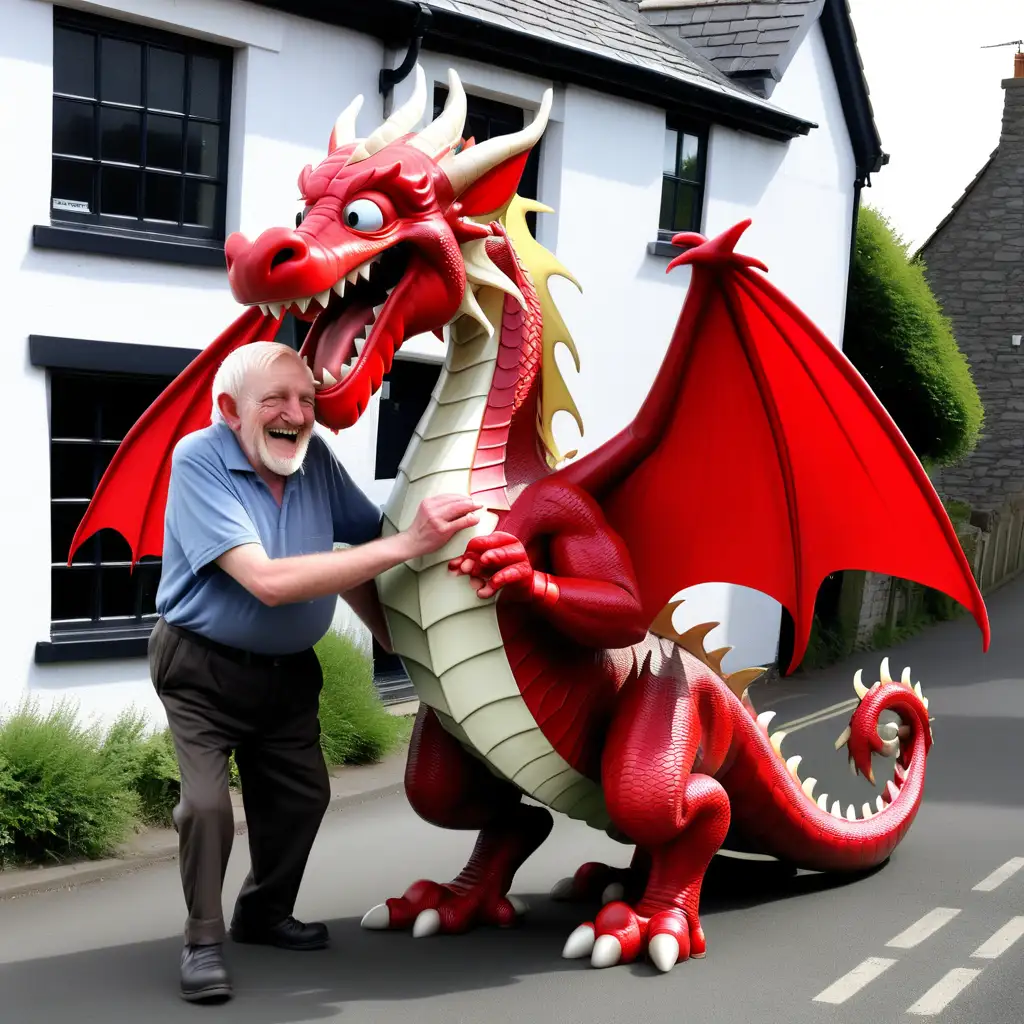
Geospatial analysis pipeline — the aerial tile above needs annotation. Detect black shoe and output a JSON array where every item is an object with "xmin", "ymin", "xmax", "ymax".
[
  {"xmin": 180, "ymin": 943, "xmax": 232, "ymax": 1003},
  {"xmin": 229, "ymin": 915, "xmax": 329, "ymax": 951}
]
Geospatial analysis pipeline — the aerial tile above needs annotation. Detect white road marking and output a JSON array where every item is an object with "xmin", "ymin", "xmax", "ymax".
[
  {"xmin": 972, "ymin": 857, "xmax": 1024, "ymax": 892},
  {"xmin": 778, "ymin": 699, "xmax": 858, "ymax": 733},
  {"xmin": 812, "ymin": 957, "xmax": 898, "ymax": 1004},
  {"xmin": 971, "ymin": 916, "xmax": 1024, "ymax": 959},
  {"xmin": 885, "ymin": 907, "xmax": 960, "ymax": 949},
  {"xmin": 906, "ymin": 967, "xmax": 982, "ymax": 1016}
]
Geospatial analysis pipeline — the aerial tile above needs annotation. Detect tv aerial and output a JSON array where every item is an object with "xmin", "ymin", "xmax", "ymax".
[{"xmin": 981, "ymin": 39, "xmax": 1023, "ymax": 51}]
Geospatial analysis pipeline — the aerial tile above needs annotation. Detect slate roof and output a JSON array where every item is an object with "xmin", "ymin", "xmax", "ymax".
[
  {"xmin": 425, "ymin": 0, "xmax": 796, "ymax": 114},
  {"xmin": 636, "ymin": 0, "xmax": 824, "ymax": 94},
  {"xmin": 915, "ymin": 150, "xmax": 998, "ymax": 258}
]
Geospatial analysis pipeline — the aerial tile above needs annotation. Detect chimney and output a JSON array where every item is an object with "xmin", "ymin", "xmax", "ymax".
[{"xmin": 1016, "ymin": 50, "xmax": 1024, "ymax": 78}]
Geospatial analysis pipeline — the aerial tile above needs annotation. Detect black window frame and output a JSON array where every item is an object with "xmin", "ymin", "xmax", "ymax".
[
  {"xmin": 31, "ymin": 336, "xmax": 200, "ymax": 663},
  {"xmin": 657, "ymin": 118, "xmax": 708, "ymax": 241},
  {"xmin": 42, "ymin": 6, "xmax": 234, "ymax": 261}
]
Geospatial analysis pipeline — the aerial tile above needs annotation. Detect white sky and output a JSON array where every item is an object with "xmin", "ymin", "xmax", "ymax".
[{"xmin": 847, "ymin": 0, "xmax": 1021, "ymax": 251}]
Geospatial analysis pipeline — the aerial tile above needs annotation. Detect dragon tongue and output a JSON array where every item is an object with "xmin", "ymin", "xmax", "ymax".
[{"xmin": 314, "ymin": 301, "xmax": 371, "ymax": 382}]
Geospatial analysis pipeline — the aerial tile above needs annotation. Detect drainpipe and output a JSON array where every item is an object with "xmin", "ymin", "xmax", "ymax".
[{"xmin": 380, "ymin": 2, "xmax": 432, "ymax": 114}]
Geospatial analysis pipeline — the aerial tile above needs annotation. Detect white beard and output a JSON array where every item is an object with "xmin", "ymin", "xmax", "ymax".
[{"xmin": 256, "ymin": 427, "xmax": 311, "ymax": 476}]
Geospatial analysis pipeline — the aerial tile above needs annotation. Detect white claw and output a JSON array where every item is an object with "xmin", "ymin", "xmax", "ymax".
[
  {"xmin": 831, "ymin": 800, "xmax": 842, "ymax": 818},
  {"xmin": 880, "ymin": 657, "xmax": 892, "ymax": 683},
  {"xmin": 591, "ymin": 934, "xmax": 622, "ymax": 969},
  {"xmin": 550, "ymin": 877, "xmax": 576, "ymax": 901},
  {"xmin": 877, "ymin": 794, "xmax": 886, "ymax": 812},
  {"xmin": 360, "ymin": 904, "xmax": 391, "ymax": 930},
  {"xmin": 757, "ymin": 710, "xmax": 776, "ymax": 729},
  {"xmin": 817, "ymin": 792, "xmax": 830, "ymax": 810},
  {"xmin": 786, "ymin": 754, "xmax": 803, "ymax": 777},
  {"xmin": 648, "ymin": 933, "xmax": 680, "ymax": 973},
  {"xmin": 802, "ymin": 776, "xmax": 817, "ymax": 799},
  {"xmin": 508, "ymin": 895, "xmax": 528, "ymax": 916},
  {"xmin": 862, "ymin": 802, "xmax": 874, "ymax": 819},
  {"xmin": 854, "ymin": 670, "xmax": 869, "ymax": 700},
  {"xmin": 835, "ymin": 725, "xmax": 852, "ymax": 750},
  {"xmin": 846, "ymin": 804, "xmax": 856, "ymax": 821},
  {"xmin": 914, "ymin": 681, "xmax": 924, "ymax": 700},
  {"xmin": 902, "ymin": 665, "xmax": 913, "ymax": 687},
  {"xmin": 412, "ymin": 909, "xmax": 441, "ymax": 938},
  {"xmin": 601, "ymin": 882, "xmax": 625, "ymax": 905},
  {"xmin": 562, "ymin": 923, "xmax": 595, "ymax": 959},
  {"xmin": 770, "ymin": 731, "xmax": 787, "ymax": 755}
]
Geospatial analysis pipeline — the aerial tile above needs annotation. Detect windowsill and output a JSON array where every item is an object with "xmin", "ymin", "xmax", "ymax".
[
  {"xmin": 646, "ymin": 239, "xmax": 681, "ymax": 259},
  {"xmin": 35, "ymin": 621, "xmax": 156, "ymax": 664},
  {"xmin": 33, "ymin": 223, "xmax": 227, "ymax": 268}
]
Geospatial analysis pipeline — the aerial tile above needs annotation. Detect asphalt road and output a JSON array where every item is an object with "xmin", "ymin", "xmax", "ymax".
[{"xmin": 1, "ymin": 578, "xmax": 1023, "ymax": 1024}]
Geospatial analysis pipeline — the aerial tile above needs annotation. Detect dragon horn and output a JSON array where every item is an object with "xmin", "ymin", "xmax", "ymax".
[
  {"xmin": 439, "ymin": 87, "xmax": 553, "ymax": 197},
  {"xmin": 328, "ymin": 94, "xmax": 364, "ymax": 154},
  {"xmin": 349, "ymin": 64, "xmax": 427, "ymax": 162},
  {"xmin": 408, "ymin": 68, "xmax": 467, "ymax": 159}
]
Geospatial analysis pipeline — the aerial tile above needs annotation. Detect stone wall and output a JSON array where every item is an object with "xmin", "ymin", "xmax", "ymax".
[{"xmin": 919, "ymin": 77, "xmax": 1024, "ymax": 512}]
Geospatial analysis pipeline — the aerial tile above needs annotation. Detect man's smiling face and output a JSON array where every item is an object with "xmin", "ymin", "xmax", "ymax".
[{"xmin": 218, "ymin": 348, "xmax": 317, "ymax": 478}]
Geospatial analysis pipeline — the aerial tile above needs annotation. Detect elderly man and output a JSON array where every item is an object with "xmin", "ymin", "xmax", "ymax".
[{"xmin": 149, "ymin": 341, "xmax": 479, "ymax": 1003}]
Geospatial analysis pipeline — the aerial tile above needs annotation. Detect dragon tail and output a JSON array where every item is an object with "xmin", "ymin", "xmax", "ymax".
[{"xmin": 720, "ymin": 657, "xmax": 932, "ymax": 872}]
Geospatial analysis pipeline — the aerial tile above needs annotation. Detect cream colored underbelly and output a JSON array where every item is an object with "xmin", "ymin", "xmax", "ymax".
[{"xmin": 375, "ymin": 350, "xmax": 610, "ymax": 832}]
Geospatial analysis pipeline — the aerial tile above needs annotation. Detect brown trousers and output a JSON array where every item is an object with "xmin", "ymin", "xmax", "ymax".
[{"xmin": 149, "ymin": 618, "xmax": 331, "ymax": 945}]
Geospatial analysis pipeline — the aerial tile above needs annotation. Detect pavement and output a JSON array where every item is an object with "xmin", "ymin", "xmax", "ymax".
[{"xmin": 1, "ymin": 578, "xmax": 1022, "ymax": 1023}]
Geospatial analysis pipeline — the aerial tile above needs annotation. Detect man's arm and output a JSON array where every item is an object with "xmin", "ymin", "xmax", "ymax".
[{"xmin": 340, "ymin": 580, "xmax": 394, "ymax": 652}]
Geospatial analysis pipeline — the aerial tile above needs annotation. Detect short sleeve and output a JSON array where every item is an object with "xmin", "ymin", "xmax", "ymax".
[
  {"xmin": 166, "ymin": 443, "xmax": 262, "ymax": 574},
  {"xmin": 321, "ymin": 444, "xmax": 383, "ymax": 546}
]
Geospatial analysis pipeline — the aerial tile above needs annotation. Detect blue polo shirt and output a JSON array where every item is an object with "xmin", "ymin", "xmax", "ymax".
[{"xmin": 155, "ymin": 421, "xmax": 383, "ymax": 655}]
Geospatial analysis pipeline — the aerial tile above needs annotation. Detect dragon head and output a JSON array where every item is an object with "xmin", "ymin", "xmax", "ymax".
[{"xmin": 224, "ymin": 65, "xmax": 551, "ymax": 431}]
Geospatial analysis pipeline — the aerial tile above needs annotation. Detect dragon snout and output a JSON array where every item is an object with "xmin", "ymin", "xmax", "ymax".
[{"xmin": 225, "ymin": 227, "xmax": 318, "ymax": 305}]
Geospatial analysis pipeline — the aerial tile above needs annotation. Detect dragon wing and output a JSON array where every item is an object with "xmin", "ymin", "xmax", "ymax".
[
  {"xmin": 553, "ymin": 221, "xmax": 989, "ymax": 674},
  {"xmin": 68, "ymin": 306, "xmax": 281, "ymax": 566}
]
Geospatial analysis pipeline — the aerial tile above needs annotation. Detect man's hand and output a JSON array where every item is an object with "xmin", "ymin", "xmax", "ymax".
[{"xmin": 402, "ymin": 495, "xmax": 483, "ymax": 558}]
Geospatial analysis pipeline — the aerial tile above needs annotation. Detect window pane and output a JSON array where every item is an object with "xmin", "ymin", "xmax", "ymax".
[
  {"xmin": 100, "ymin": 566, "xmax": 135, "ymax": 617},
  {"xmin": 97, "ymin": 377, "xmax": 166, "ymax": 437},
  {"xmin": 99, "ymin": 527, "xmax": 132, "ymax": 565},
  {"xmin": 186, "ymin": 121, "xmax": 219, "ymax": 177},
  {"xmin": 663, "ymin": 129, "xmax": 678, "ymax": 175},
  {"xmin": 147, "ymin": 46, "xmax": 185, "ymax": 112},
  {"xmin": 52, "ymin": 502, "xmax": 90, "ymax": 564},
  {"xmin": 146, "ymin": 113, "xmax": 184, "ymax": 170},
  {"xmin": 679, "ymin": 134, "xmax": 700, "ymax": 180},
  {"xmin": 51, "ymin": 566, "xmax": 97, "ymax": 621},
  {"xmin": 100, "ymin": 106, "xmax": 141, "ymax": 164},
  {"xmin": 673, "ymin": 184, "xmax": 696, "ymax": 231},
  {"xmin": 189, "ymin": 55, "xmax": 221, "ymax": 119},
  {"xmin": 54, "ymin": 27, "xmax": 95, "ymax": 98},
  {"xmin": 144, "ymin": 171, "xmax": 182, "ymax": 224},
  {"xmin": 100, "ymin": 37, "xmax": 142, "ymax": 105},
  {"xmin": 100, "ymin": 165, "xmax": 140, "ymax": 218},
  {"xmin": 53, "ymin": 98, "xmax": 95, "ymax": 157},
  {"xmin": 136, "ymin": 562, "xmax": 162, "ymax": 616},
  {"xmin": 50, "ymin": 374, "xmax": 96, "ymax": 438},
  {"xmin": 51, "ymin": 443, "xmax": 100, "ymax": 500},
  {"xmin": 659, "ymin": 178, "xmax": 675, "ymax": 232},
  {"xmin": 184, "ymin": 179, "xmax": 217, "ymax": 229},
  {"xmin": 51, "ymin": 158, "xmax": 96, "ymax": 214}
]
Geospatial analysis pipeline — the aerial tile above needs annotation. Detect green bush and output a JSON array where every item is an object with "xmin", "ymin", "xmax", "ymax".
[
  {"xmin": 843, "ymin": 205, "xmax": 984, "ymax": 467},
  {"xmin": 314, "ymin": 629, "xmax": 412, "ymax": 765},
  {"xmin": 0, "ymin": 700, "xmax": 140, "ymax": 867}
]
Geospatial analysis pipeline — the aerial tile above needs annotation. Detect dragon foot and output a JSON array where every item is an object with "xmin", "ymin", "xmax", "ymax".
[
  {"xmin": 361, "ymin": 879, "xmax": 528, "ymax": 936},
  {"xmin": 549, "ymin": 856, "xmax": 649, "ymax": 905},
  {"xmin": 562, "ymin": 900, "xmax": 705, "ymax": 973}
]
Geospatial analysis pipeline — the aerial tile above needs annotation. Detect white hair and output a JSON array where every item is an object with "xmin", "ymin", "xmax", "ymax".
[{"xmin": 211, "ymin": 342, "xmax": 307, "ymax": 423}]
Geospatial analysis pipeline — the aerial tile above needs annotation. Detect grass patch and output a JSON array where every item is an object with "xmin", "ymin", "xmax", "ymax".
[{"xmin": 0, "ymin": 629, "xmax": 412, "ymax": 869}]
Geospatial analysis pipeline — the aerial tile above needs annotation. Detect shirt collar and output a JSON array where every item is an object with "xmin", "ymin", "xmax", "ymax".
[{"xmin": 215, "ymin": 422, "xmax": 258, "ymax": 473}]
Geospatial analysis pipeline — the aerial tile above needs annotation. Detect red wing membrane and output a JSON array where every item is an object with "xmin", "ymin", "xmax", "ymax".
[
  {"xmin": 68, "ymin": 307, "xmax": 281, "ymax": 566},
  {"xmin": 556, "ymin": 221, "xmax": 989, "ymax": 673}
]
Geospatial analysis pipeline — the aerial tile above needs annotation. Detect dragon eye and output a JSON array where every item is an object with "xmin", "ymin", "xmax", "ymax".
[{"xmin": 343, "ymin": 198, "xmax": 385, "ymax": 233}]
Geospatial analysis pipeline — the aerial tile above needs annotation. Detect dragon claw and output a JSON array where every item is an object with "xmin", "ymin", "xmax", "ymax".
[
  {"xmin": 562, "ymin": 924, "xmax": 596, "ymax": 959},
  {"xmin": 648, "ymin": 933, "xmax": 680, "ymax": 973},
  {"xmin": 602, "ymin": 882, "xmax": 625, "ymax": 905},
  {"xmin": 412, "ymin": 908, "xmax": 441, "ymax": 938},
  {"xmin": 360, "ymin": 903, "xmax": 391, "ymax": 930},
  {"xmin": 591, "ymin": 934, "xmax": 622, "ymax": 969},
  {"xmin": 550, "ymin": 877, "xmax": 576, "ymax": 901}
]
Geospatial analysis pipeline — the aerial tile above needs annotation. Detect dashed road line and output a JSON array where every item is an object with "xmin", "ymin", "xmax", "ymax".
[
  {"xmin": 972, "ymin": 857, "xmax": 1024, "ymax": 892},
  {"xmin": 906, "ymin": 968, "xmax": 982, "ymax": 1016},
  {"xmin": 971, "ymin": 916, "xmax": 1024, "ymax": 960},
  {"xmin": 885, "ymin": 908, "xmax": 961, "ymax": 950},
  {"xmin": 778, "ymin": 699, "xmax": 858, "ymax": 734},
  {"xmin": 812, "ymin": 956, "xmax": 898, "ymax": 1004}
]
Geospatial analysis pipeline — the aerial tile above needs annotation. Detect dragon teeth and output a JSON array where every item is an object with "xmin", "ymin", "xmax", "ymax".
[
  {"xmin": 333, "ymin": 279, "xmax": 347, "ymax": 298},
  {"xmin": 817, "ymin": 792, "xmax": 830, "ymax": 810},
  {"xmin": 756, "ymin": 711, "xmax": 776, "ymax": 729},
  {"xmin": 316, "ymin": 289, "xmax": 331, "ymax": 308},
  {"xmin": 295, "ymin": 296, "xmax": 311, "ymax": 313}
]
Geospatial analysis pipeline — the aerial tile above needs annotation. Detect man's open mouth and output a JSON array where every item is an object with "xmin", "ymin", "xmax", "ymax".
[
  {"xmin": 248, "ymin": 245, "xmax": 411, "ymax": 396},
  {"xmin": 267, "ymin": 427, "xmax": 301, "ymax": 444}
]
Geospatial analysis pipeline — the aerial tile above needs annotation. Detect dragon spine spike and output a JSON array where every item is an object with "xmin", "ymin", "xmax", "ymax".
[
  {"xmin": 862, "ymin": 802, "xmax": 874, "ymax": 819},
  {"xmin": 705, "ymin": 646, "xmax": 732, "ymax": 676},
  {"xmin": 349, "ymin": 64, "xmax": 427, "ymax": 163},
  {"xmin": 802, "ymin": 776, "xmax": 817, "ymax": 798},
  {"xmin": 724, "ymin": 667, "xmax": 767, "ymax": 700},
  {"xmin": 877, "ymin": 794, "xmax": 886, "ymax": 812},
  {"xmin": 769, "ymin": 731, "xmax": 786, "ymax": 754},
  {"xmin": 817, "ymin": 792, "xmax": 830, "ymax": 810},
  {"xmin": 673, "ymin": 621, "xmax": 720, "ymax": 664},
  {"xmin": 408, "ymin": 67, "xmax": 468, "ymax": 159},
  {"xmin": 901, "ymin": 665, "xmax": 912, "ymax": 686},
  {"xmin": 914, "ymin": 681, "xmax": 924, "ymax": 700},
  {"xmin": 853, "ymin": 669, "xmax": 869, "ymax": 699},
  {"xmin": 440, "ymin": 87, "xmax": 554, "ymax": 198},
  {"xmin": 834, "ymin": 725, "xmax": 851, "ymax": 750},
  {"xmin": 461, "ymin": 237, "xmax": 526, "ymax": 306},
  {"xmin": 456, "ymin": 283, "xmax": 496, "ymax": 337},
  {"xmin": 786, "ymin": 754, "xmax": 802, "ymax": 776},
  {"xmin": 756, "ymin": 710, "xmax": 775, "ymax": 729},
  {"xmin": 879, "ymin": 657, "xmax": 892, "ymax": 684},
  {"xmin": 328, "ymin": 93, "xmax": 364, "ymax": 154}
]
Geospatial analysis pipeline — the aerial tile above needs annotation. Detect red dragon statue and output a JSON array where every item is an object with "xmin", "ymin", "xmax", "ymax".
[{"xmin": 70, "ymin": 65, "xmax": 990, "ymax": 974}]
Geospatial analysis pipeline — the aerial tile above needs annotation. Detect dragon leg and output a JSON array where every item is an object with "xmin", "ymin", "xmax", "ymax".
[
  {"xmin": 361, "ymin": 705, "xmax": 553, "ymax": 936},
  {"xmin": 563, "ymin": 661, "xmax": 730, "ymax": 973},
  {"xmin": 549, "ymin": 848, "xmax": 651, "ymax": 907}
]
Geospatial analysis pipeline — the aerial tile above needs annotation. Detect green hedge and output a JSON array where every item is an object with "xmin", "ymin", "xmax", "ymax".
[
  {"xmin": 0, "ymin": 630, "xmax": 412, "ymax": 869},
  {"xmin": 843, "ymin": 205, "xmax": 983, "ymax": 468}
]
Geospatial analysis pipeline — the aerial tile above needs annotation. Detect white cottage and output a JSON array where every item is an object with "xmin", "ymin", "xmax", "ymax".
[{"xmin": 2, "ymin": 0, "xmax": 884, "ymax": 728}]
